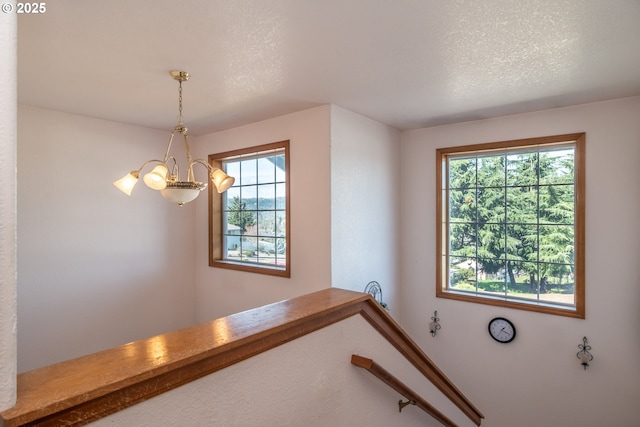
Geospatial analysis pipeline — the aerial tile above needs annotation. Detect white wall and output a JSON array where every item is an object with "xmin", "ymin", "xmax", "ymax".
[
  {"xmin": 17, "ymin": 106, "xmax": 196, "ymax": 372},
  {"xmin": 330, "ymin": 106, "xmax": 401, "ymax": 311},
  {"xmin": 399, "ymin": 96, "xmax": 640, "ymax": 427},
  {"xmin": 93, "ymin": 315, "xmax": 475, "ymax": 427},
  {"xmin": 0, "ymin": 9, "xmax": 17, "ymax": 411},
  {"xmin": 192, "ymin": 106, "xmax": 333, "ymax": 321}
]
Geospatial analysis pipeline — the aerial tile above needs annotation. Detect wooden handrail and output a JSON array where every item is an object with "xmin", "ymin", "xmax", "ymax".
[
  {"xmin": 0, "ymin": 288, "xmax": 483, "ymax": 426},
  {"xmin": 351, "ymin": 355, "xmax": 457, "ymax": 427},
  {"xmin": 356, "ymin": 299, "xmax": 484, "ymax": 425}
]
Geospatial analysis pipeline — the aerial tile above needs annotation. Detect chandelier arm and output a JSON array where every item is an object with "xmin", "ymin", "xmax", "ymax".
[
  {"xmin": 191, "ymin": 158, "xmax": 214, "ymax": 173},
  {"xmin": 136, "ymin": 159, "xmax": 166, "ymax": 173}
]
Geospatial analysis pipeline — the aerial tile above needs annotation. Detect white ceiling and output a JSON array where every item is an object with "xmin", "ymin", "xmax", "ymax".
[{"xmin": 18, "ymin": 0, "xmax": 640, "ymax": 135}]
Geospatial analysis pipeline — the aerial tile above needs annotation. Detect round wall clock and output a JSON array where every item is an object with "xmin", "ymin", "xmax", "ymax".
[{"xmin": 488, "ymin": 317, "xmax": 516, "ymax": 343}]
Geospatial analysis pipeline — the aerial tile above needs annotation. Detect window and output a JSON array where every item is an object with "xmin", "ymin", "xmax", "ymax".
[
  {"xmin": 209, "ymin": 140, "xmax": 290, "ymax": 277},
  {"xmin": 436, "ymin": 134, "xmax": 585, "ymax": 318}
]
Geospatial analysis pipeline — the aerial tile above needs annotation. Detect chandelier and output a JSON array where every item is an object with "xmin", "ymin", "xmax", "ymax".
[{"xmin": 113, "ymin": 70, "xmax": 235, "ymax": 206}]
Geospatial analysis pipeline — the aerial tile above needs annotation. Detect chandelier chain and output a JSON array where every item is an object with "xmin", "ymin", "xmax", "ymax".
[{"xmin": 177, "ymin": 80, "xmax": 184, "ymax": 126}]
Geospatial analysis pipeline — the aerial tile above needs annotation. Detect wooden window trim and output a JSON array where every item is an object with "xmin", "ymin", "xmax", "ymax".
[
  {"xmin": 209, "ymin": 140, "xmax": 290, "ymax": 277},
  {"xmin": 435, "ymin": 133, "xmax": 585, "ymax": 318}
]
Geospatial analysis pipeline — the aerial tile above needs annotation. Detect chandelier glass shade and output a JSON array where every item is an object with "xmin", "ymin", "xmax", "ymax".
[{"xmin": 113, "ymin": 70, "xmax": 234, "ymax": 206}]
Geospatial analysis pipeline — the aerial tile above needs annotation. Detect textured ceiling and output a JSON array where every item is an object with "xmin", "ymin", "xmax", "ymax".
[{"xmin": 17, "ymin": 0, "xmax": 640, "ymax": 134}]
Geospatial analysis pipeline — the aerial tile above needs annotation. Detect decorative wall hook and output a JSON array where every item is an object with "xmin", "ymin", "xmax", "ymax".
[
  {"xmin": 364, "ymin": 281, "xmax": 387, "ymax": 309},
  {"xmin": 577, "ymin": 336, "xmax": 593, "ymax": 370},
  {"xmin": 428, "ymin": 311, "xmax": 441, "ymax": 337}
]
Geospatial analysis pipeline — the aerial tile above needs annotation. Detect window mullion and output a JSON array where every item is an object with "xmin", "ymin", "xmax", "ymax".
[
  {"xmin": 503, "ymin": 155, "xmax": 508, "ymax": 299},
  {"xmin": 474, "ymin": 156, "xmax": 479, "ymax": 294},
  {"xmin": 536, "ymin": 149, "xmax": 541, "ymax": 302}
]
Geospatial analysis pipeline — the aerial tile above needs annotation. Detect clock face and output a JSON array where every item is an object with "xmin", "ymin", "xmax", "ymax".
[{"xmin": 488, "ymin": 317, "xmax": 516, "ymax": 343}]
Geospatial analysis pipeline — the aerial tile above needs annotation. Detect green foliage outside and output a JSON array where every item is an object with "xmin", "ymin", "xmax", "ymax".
[
  {"xmin": 227, "ymin": 196, "xmax": 256, "ymax": 234},
  {"xmin": 448, "ymin": 147, "xmax": 575, "ymax": 297},
  {"xmin": 243, "ymin": 249, "xmax": 255, "ymax": 258}
]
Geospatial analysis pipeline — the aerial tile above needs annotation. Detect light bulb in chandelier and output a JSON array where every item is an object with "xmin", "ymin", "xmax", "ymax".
[
  {"xmin": 143, "ymin": 164, "xmax": 169, "ymax": 190},
  {"xmin": 113, "ymin": 171, "xmax": 140, "ymax": 196},
  {"xmin": 211, "ymin": 168, "xmax": 235, "ymax": 193}
]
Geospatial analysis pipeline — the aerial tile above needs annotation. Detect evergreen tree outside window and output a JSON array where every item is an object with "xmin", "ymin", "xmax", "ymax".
[
  {"xmin": 209, "ymin": 141, "xmax": 290, "ymax": 277},
  {"xmin": 436, "ymin": 134, "xmax": 585, "ymax": 318}
]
